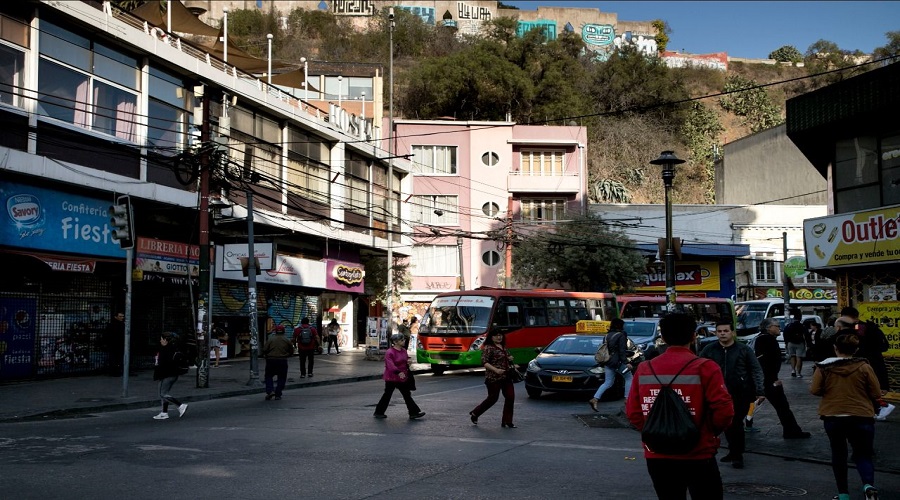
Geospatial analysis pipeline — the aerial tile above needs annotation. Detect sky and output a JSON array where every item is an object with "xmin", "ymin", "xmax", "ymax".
[{"xmin": 505, "ymin": 1, "xmax": 900, "ymax": 60}]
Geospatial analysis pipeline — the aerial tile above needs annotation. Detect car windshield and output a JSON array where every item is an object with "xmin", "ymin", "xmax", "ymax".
[
  {"xmin": 623, "ymin": 321, "xmax": 658, "ymax": 337},
  {"xmin": 737, "ymin": 310, "xmax": 767, "ymax": 330},
  {"xmin": 543, "ymin": 336, "xmax": 603, "ymax": 355},
  {"xmin": 420, "ymin": 295, "xmax": 494, "ymax": 336}
]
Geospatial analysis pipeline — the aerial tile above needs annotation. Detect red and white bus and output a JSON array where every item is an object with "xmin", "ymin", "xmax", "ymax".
[{"xmin": 416, "ymin": 288, "xmax": 618, "ymax": 374}]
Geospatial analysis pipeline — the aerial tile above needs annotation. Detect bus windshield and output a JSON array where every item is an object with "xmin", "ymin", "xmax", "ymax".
[
  {"xmin": 420, "ymin": 295, "xmax": 495, "ymax": 336},
  {"xmin": 736, "ymin": 302, "xmax": 770, "ymax": 332}
]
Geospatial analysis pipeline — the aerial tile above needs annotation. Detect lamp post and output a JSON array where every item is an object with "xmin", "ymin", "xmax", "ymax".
[
  {"xmin": 266, "ymin": 33, "xmax": 272, "ymax": 85},
  {"xmin": 457, "ymin": 236, "xmax": 465, "ymax": 291},
  {"xmin": 360, "ymin": 92, "xmax": 365, "ymax": 120},
  {"xmin": 650, "ymin": 151, "xmax": 684, "ymax": 313},
  {"xmin": 386, "ymin": 7, "xmax": 395, "ymax": 327},
  {"xmin": 337, "ymin": 75, "xmax": 342, "ymax": 108},
  {"xmin": 222, "ymin": 6, "xmax": 228, "ymax": 63},
  {"xmin": 300, "ymin": 57, "xmax": 308, "ymax": 101}
]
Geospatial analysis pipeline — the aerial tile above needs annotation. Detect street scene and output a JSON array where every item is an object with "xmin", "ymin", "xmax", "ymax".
[{"xmin": 1, "ymin": 351, "xmax": 898, "ymax": 498}]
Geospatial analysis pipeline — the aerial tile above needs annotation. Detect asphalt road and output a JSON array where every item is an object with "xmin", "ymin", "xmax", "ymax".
[{"xmin": 2, "ymin": 370, "xmax": 898, "ymax": 499}]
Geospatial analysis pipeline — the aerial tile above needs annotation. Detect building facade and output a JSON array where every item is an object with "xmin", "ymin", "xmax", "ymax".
[{"xmin": 0, "ymin": 2, "xmax": 407, "ymax": 380}]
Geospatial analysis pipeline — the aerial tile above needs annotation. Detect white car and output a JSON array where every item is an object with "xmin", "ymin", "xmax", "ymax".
[{"xmin": 772, "ymin": 315, "xmax": 825, "ymax": 356}]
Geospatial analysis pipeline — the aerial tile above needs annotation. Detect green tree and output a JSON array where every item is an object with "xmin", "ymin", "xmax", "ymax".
[
  {"xmin": 361, "ymin": 255, "xmax": 410, "ymax": 307},
  {"xmin": 718, "ymin": 74, "xmax": 783, "ymax": 133},
  {"xmin": 768, "ymin": 45, "xmax": 803, "ymax": 63},
  {"xmin": 873, "ymin": 31, "xmax": 900, "ymax": 62},
  {"xmin": 651, "ymin": 19, "xmax": 671, "ymax": 53},
  {"xmin": 680, "ymin": 102, "xmax": 724, "ymax": 203},
  {"xmin": 511, "ymin": 214, "xmax": 646, "ymax": 291},
  {"xmin": 590, "ymin": 179, "xmax": 631, "ymax": 203}
]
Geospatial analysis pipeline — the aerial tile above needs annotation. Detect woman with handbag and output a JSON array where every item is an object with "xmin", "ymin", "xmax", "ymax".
[
  {"xmin": 373, "ymin": 333, "xmax": 425, "ymax": 420},
  {"xmin": 469, "ymin": 330, "xmax": 518, "ymax": 428},
  {"xmin": 589, "ymin": 318, "xmax": 634, "ymax": 412}
]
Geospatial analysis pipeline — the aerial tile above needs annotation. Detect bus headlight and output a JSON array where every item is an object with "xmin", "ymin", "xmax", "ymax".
[
  {"xmin": 469, "ymin": 335, "xmax": 486, "ymax": 351},
  {"xmin": 527, "ymin": 359, "xmax": 540, "ymax": 372}
]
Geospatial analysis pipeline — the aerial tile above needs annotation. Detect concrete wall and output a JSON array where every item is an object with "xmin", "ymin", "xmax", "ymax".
[{"xmin": 716, "ymin": 123, "xmax": 828, "ymax": 206}]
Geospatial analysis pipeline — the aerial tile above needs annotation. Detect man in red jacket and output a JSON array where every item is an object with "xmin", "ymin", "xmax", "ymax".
[{"xmin": 627, "ymin": 313, "xmax": 734, "ymax": 500}]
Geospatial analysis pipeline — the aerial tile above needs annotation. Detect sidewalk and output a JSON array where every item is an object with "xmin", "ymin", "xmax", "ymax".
[{"xmin": 3, "ymin": 352, "xmax": 899, "ymax": 474}]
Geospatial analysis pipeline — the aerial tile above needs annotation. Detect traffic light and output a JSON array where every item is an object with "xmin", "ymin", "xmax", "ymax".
[{"xmin": 110, "ymin": 195, "xmax": 134, "ymax": 249}]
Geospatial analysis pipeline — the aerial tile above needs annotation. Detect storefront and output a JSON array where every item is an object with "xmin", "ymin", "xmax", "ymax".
[
  {"xmin": 319, "ymin": 259, "xmax": 365, "ymax": 348},
  {"xmin": 1, "ymin": 180, "xmax": 124, "ymax": 380}
]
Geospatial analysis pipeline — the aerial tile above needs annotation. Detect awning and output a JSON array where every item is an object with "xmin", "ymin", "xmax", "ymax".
[{"xmin": 130, "ymin": 0, "xmax": 220, "ymax": 37}]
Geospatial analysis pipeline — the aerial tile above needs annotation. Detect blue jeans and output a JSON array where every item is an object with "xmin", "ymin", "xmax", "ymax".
[
  {"xmin": 592, "ymin": 365, "xmax": 632, "ymax": 401},
  {"xmin": 823, "ymin": 416, "xmax": 875, "ymax": 494},
  {"xmin": 265, "ymin": 358, "xmax": 289, "ymax": 396}
]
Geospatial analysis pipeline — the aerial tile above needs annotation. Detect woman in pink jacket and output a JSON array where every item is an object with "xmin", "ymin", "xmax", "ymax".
[{"xmin": 373, "ymin": 333, "xmax": 425, "ymax": 419}]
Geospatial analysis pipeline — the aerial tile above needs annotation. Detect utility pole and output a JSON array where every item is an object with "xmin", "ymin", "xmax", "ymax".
[
  {"xmin": 246, "ymin": 191, "xmax": 261, "ymax": 386},
  {"xmin": 783, "ymin": 231, "xmax": 791, "ymax": 315},
  {"xmin": 385, "ymin": 7, "xmax": 395, "ymax": 328},
  {"xmin": 457, "ymin": 236, "xmax": 465, "ymax": 291},
  {"xmin": 196, "ymin": 88, "xmax": 211, "ymax": 388},
  {"xmin": 504, "ymin": 196, "xmax": 513, "ymax": 288}
]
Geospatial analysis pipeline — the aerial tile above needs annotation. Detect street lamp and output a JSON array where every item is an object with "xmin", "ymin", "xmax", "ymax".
[
  {"xmin": 650, "ymin": 151, "xmax": 684, "ymax": 313},
  {"xmin": 300, "ymin": 56, "xmax": 308, "ymax": 101},
  {"xmin": 266, "ymin": 33, "xmax": 272, "ymax": 85},
  {"xmin": 337, "ymin": 75, "xmax": 343, "ymax": 108},
  {"xmin": 386, "ymin": 7, "xmax": 395, "ymax": 327},
  {"xmin": 360, "ymin": 91, "xmax": 365, "ymax": 120},
  {"xmin": 457, "ymin": 236, "xmax": 465, "ymax": 291},
  {"xmin": 222, "ymin": 6, "xmax": 228, "ymax": 63}
]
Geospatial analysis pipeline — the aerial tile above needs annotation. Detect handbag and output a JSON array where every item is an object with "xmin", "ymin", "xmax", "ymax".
[{"xmin": 507, "ymin": 367, "xmax": 525, "ymax": 383}]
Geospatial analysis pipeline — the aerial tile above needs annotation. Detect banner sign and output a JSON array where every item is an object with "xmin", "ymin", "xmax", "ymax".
[
  {"xmin": 326, "ymin": 259, "xmax": 365, "ymax": 293},
  {"xmin": 857, "ymin": 302, "xmax": 900, "ymax": 357},
  {"xmin": 0, "ymin": 297, "xmax": 37, "ymax": 379},
  {"xmin": 135, "ymin": 237, "xmax": 199, "ymax": 276},
  {"xmin": 216, "ymin": 247, "xmax": 326, "ymax": 288},
  {"xmin": 633, "ymin": 260, "xmax": 721, "ymax": 292},
  {"xmin": 804, "ymin": 206, "xmax": 900, "ymax": 269},
  {"xmin": 222, "ymin": 243, "xmax": 275, "ymax": 271},
  {"xmin": 1, "ymin": 181, "xmax": 125, "ymax": 258}
]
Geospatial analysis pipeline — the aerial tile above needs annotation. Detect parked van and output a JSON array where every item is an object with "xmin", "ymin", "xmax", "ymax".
[{"xmin": 735, "ymin": 298, "xmax": 836, "ymax": 337}]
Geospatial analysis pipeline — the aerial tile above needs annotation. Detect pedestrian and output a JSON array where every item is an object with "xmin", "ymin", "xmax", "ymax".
[
  {"xmin": 294, "ymin": 317, "xmax": 319, "ymax": 378},
  {"xmin": 783, "ymin": 309, "xmax": 808, "ymax": 378},
  {"xmin": 104, "ymin": 311, "xmax": 125, "ymax": 375},
  {"xmin": 263, "ymin": 325, "xmax": 293, "ymax": 400},
  {"xmin": 152, "ymin": 332, "xmax": 188, "ymax": 420},
  {"xmin": 398, "ymin": 318, "xmax": 412, "ymax": 349},
  {"xmin": 699, "ymin": 321, "xmax": 766, "ymax": 469},
  {"xmin": 469, "ymin": 330, "xmax": 518, "ymax": 428},
  {"xmin": 209, "ymin": 329, "xmax": 222, "ymax": 368},
  {"xmin": 373, "ymin": 333, "xmax": 425, "ymax": 420},
  {"xmin": 626, "ymin": 313, "xmax": 734, "ymax": 500},
  {"xmin": 325, "ymin": 318, "xmax": 341, "ymax": 355},
  {"xmin": 811, "ymin": 333, "xmax": 882, "ymax": 500},
  {"xmin": 807, "ymin": 319, "xmax": 827, "ymax": 364},
  {"xmin": 840, "ymin": 306, "xmax": 892, "ymax": 419},
  {"xmin": 588, "ymin": 318, "xmax": 634, "ymax": 412},
  {"xmin": 754, "ymin": 318, "xmax": 811, "ymax": 439}
]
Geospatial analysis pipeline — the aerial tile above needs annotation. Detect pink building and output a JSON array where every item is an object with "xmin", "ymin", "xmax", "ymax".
[{"xmin": 391, "ymin": 119, "xmax": 588, "ymax": 316}]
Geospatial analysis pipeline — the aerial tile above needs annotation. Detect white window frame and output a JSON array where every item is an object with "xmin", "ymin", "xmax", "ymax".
[
  {"xmin": 521, "ymin": 199, "xmax": 566, "ymax": 222},
  {"xmin": 412, "ymin": 245, "xmax": 459, "ymax": 276},
  {"xmin": 520, "ymin": 150, "xmax": 564, "ymax": 176},
  {"xmin": 413, "ymin": 195, "xmax": 458, "ymax": 224},
  {"xmin": 754, "ymin": 252, "xmax": 779, "ymax": 283},
  {"xmin": 412, "ymin": 145, "xmax": 457, "ymax": 175}
]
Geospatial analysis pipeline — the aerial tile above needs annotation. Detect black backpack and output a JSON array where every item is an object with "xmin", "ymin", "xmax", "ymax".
[
  {"xmin": 641, "ymin": 357, "xmax": 702, "ymax": 455},
  {"xmin": 297, "ymin": 326, "xmax": 313, "ymax": 345}
]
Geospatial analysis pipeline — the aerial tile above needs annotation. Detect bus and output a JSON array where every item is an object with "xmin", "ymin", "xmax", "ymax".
[
  {"xmin": 617, "ymin": 295, "xmax": 736, "ymax": 327},
  {"xmin": 416, "ymin": 288, "xmax": 618, "ymax": 374},
  {"xmin": 735, "ymin": 298, "xmax": 837, "ymax": 336}
]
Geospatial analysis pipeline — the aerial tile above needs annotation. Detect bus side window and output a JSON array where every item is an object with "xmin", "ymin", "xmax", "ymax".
[
  {"xmin": 523, "ymin": 298, "xmax": 547, "ymax": 326},
  {"xmin": 494, "ymin": 298, "xmax": 523, "ymax": 327}
]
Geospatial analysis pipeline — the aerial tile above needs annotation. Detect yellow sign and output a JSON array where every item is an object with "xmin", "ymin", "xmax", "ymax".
[
  {"xmin": 576, "ymin": 320, "xmax": 610, "ymax": 333},
  {"xmin": 804, "ymin": 206, "xmax": 900, "ymax": 269},
  {"xmin": 857, "ymin": 302, "xmax": 900, "ymax": 357},
  {"xmin": 633, "ymin": 260, "xmax": 720, "ymax": 292}
]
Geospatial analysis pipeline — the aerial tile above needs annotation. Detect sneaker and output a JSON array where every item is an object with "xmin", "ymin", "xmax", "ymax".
[
  {"xmin": 153, "ymin": 412, "xmax": 169, "ymax": 420},
  {"xmin": 308, "ymin": 373, "xmax": 313, "ymax": 377},
  {"xmin": 300, "ymin": 374, "xmax": 306, "ymax": 378},
  {"xmin": 325, "ymin": 352, "xmax": 330, "ymax": 355},
  {"xmin": 864, "ymin": 484, "xmax": 879, "ymax": 499},
  {"xmin": 265, "ymin": 393, "xmax": 274, "ymax": 401},
  {"xmin": 876, "ymin": 403, "xmax": 895, "ymax": 421},
  {"xmin": 791, "ymin": 372, "xmax": 797, "ymax": 378},
  {"xmin": 409, "ymin": 411, "xmax": 426, "ymax": 420},
  {"xmin": 796, "ymin": 373, "xmax": 804, "ymax": 379},
  {"xmin": 336, "ymin": 352, "xmax": 341, "ymax": 355},
  {"xmin": 373, "ymin": 414, "xmax": 387, "ymax": 419},
  {"xmin": 178, "ymin": 404, "xmax": 188, "ymax": 417}
]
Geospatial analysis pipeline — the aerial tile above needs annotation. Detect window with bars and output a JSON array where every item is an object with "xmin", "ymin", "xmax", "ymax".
[
  {"xmin": 411, "ymin": 245, "xmax": 459, "ymax": 276},
  {"xmin": 521, "ymin": 199, "xmax": 566, "ymax": 222},
  {"xmin": 754, "ymin": 252, "xmax": 779, "ymax": 283},
  {"xmin": 412, "ymin": 145, "xmax": 457, "ymax": 174},
  {"xmin": 412, "ymin": 195, "xmax": 459, "ymax": 224},
  {"xmin": 520, "ymin": 150, "xmax": 564, "ymax": 176}
]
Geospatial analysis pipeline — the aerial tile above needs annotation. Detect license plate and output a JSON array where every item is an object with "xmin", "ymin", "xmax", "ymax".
[{"xmin": 551, "ymin": 375, "xmax": 573, "ymax": 383}]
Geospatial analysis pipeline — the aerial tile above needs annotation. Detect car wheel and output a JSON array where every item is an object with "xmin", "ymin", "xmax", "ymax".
[
  {"xmin": 526, "ymin": 387, "xmax": 542, "ymax": 399},
  {"xmin": 431, "ymin": 364, "xmax": 446, "ymax": 376}
]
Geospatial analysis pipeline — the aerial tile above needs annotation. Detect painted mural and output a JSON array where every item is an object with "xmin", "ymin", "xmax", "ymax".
[
  {"xmin": 581, "ymin": 23, "xmax": 658, "ymax": 62},
  {"xmin": 397, "ymin": 5, "xmax": 436, "ymax": 25}
]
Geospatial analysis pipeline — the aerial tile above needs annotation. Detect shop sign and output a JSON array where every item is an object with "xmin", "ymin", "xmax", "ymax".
[
  {"xmin": 32, "ymin": 253, "xmax": 96, "ymax": 273},
  {"xmin": 135, "ymin": 237, "xmax": 199, "ymax": 276},
  {"xmin": 783, "ymin": 256, "xmax": 809, "ymax": 279},
  {"xmin": 804, "ymin": 206, "xmax": 900, "ymax": 269},
  {"xmin": 326, "ymin": 259, "xmax": 365, "ymax": 292},
  {"xmin": 0, "ymin": 297, "xmax": 37, "ymax": 379},
  {"xmin": 216, "ymin": 247, "xmax": 326, "ymax": 288},
  {"xmin": 759, "ymin": 287, "xmax": 837, "ymax": 300},
  {"xmin": 633, "ymin": 260, "xmax": 720, "ymax": 291},
  {"xmin": 222, "ymin": 243, "xmax": 275, "ymax": 271},
  {"xmin": 1, "ymin": 181, "xmax": 125, "ymax": 258}
]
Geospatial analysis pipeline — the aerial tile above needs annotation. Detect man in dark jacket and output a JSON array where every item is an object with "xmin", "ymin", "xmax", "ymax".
[
  {"xmin": 626, "ymin": 313, "xmax": 734, "ymax": 499},
  {"xmin": 700, "ymin": 321, "xmax": 765, "ymax": 469},
  {"xmin": 755, "ymin": 318, "xmax": 811, "ymax": 439},
  {"xmin": 783, "ymin": 309, "xmax": 808, "ymax": 378},
  {"xmin": 263, "ymin": 325, "xmax": 293, "ymax": 400}
]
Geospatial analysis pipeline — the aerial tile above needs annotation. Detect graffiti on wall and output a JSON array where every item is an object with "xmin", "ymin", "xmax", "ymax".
[
  {"xmin": 517, "ymin": 20, "xmax": 557, "ymax": 40},
  {"xmin": 661, "ymin": 51, "xmax": 728, "ymax": 71},
  {"xmin": 397, "ymin": 6, "xmax": 436, "ymax": 25},
  {"xmin": 582, "ymin": 24, "xmax": 614, "ymax": 47},
  {"xmin": 457, "ymin": 2, "xmax": 491, "ymax": 21},
  {"xmin": 581, "ymin": 24, "xmax": 657, "ymax": 62},
  {"xmin": 333, "ymin": 0, "xmax": 375, "ymax": 16}
]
